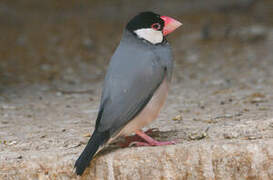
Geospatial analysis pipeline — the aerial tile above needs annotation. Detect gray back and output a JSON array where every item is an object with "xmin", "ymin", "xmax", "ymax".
[{"xmin": 96, "ymin": 30, "xmax": 173, "ymax": 136}]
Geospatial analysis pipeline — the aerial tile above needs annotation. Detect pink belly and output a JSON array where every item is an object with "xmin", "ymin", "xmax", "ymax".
[{"xmin": 119, "ymin": 78, "xmax": 169, "ymax": 136}]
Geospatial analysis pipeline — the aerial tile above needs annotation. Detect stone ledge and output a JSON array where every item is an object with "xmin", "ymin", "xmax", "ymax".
[
  {"xmin": 3, "ymin": 140, "xmax": 272, "ymax": 179},
  {"xmin": 82, "ymin": 140, "xmax": 273, "ymax": 179}
]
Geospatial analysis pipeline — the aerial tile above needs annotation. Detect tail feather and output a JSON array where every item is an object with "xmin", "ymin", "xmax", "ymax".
[{"xmin": 74, "ymin": 130, "xmax": 109, "ymax": 175}]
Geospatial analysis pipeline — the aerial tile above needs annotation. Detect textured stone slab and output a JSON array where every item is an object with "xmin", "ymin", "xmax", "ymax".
[
  {"xmin": 81, "ymin": 140, "xmax": 273, "ymax": 180},
  {"xmin": 2, "ymin": 140, "xmax": 273, "ymax": 179}
]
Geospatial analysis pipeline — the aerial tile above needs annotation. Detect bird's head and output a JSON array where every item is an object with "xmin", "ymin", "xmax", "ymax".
[{"xmin": 126, "ymin": 11, "xmax": 182, "ymax": 45}]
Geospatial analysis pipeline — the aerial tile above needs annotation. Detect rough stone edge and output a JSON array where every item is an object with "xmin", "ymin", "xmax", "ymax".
[{"xmin": 1, "ymin": 140, "xmax": 273, "ymax": 180}]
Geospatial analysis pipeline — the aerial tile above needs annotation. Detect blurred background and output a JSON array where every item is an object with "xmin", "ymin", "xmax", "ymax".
[{"xmin": 0, "ymin": 0, "xmax": 272, "ymax": 91}]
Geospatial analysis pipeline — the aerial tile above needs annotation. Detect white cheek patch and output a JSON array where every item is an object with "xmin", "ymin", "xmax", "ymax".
[{"xmin": 134, "ymin": 28, "xmax": 163, "ymax": 44}]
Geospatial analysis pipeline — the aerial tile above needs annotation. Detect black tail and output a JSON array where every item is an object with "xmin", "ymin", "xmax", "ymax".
[{"xmin": 74, "ymin": 130, "xmax": 109, "ymax": 175}]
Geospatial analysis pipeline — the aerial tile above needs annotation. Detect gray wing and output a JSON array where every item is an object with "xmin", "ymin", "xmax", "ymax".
[{"xmin": 95, "ymin": 42, "xmax": 167, "ymax": 136}]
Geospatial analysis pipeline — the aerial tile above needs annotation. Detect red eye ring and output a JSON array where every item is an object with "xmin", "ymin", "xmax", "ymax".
[{"xmin": 151, "ymin": 23, "xmax": 161, "ymax": 30}]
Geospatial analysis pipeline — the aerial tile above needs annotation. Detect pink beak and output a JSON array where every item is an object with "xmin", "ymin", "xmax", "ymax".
[{"xmin": 160, "ymin": 16, "xmax": 182, "ymax": 36}]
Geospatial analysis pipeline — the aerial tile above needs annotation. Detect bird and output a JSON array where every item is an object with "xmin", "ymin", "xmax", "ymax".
[{"xmin": 74, "ymin": 11, "xmax": 182, "ymax": 176}]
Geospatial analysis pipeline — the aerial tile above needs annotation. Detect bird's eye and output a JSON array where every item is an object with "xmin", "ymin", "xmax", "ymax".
[{"xmin": 151, "ymin": 23, "xmax": 161, "ymax": 31}]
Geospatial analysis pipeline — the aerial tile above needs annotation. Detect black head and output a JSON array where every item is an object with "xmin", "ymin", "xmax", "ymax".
[
  {"xmin": 126, "ymin": 12, "xmax": 165, "ymax": 33},
  {"xmin": 125, "ymin": 11, "xmax": 182, "ymax": 44}
]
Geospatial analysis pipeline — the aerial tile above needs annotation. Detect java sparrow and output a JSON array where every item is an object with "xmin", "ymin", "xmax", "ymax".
[{"xmin": 75, "ymin": 11, "xmax": 182, "ymax": 175}]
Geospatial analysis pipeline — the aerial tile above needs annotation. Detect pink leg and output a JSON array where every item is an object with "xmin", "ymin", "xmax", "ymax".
[
  {"xmin": 131, "ymin": 130, "xmax": 176, "ymax": 147},
  {"xmin": 117, "ymin": 128, "xmax": 160, "ymax": 147}
]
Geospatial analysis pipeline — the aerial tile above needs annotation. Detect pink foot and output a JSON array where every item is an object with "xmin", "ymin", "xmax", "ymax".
[
  {"xmin": 130, "ymin": 130, "xmax": 176, "ymax": 147},
  {"xmin": 117, "ymin": 128, "xmax": 160, "ymax": 147}
]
